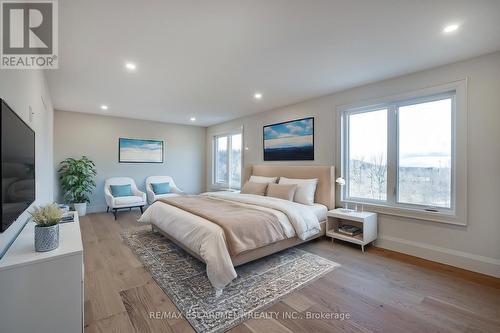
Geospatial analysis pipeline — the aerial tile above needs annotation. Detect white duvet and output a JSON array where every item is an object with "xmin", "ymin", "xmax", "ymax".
[{"xmin": 138, "ymin": 192, "xmax": 321, "ymax": 294}]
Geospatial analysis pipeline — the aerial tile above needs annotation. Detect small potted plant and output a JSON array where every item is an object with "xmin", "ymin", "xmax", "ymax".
[
  {"xmin": 30, "ymin": 204, "xmax": 64, "ymax": 252},
  {"xmin": 58, "ymin": 156, "xmax": 97, "ymax": 216}
]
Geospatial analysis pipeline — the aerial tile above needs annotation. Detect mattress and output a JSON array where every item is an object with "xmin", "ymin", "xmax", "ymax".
[{"xmin": 308, "ymin": 203, "xmax": 328, "ymax": 221}]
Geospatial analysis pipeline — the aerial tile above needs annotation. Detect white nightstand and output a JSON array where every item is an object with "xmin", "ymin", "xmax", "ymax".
[{"xmin": 326, "ymin": 209, "xmax": 378, "ymax": 252}]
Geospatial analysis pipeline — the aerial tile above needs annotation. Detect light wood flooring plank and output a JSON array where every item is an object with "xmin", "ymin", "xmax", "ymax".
[
  {"xmin": 120, "ymin": 282, "xmax": 174, "ymax": 333},
  {"xmin": 85, "ymin": 268, "xmax": 126, "ymax": 321},
  {"xmin": 85, "ymin": 312, "xmax": 136, "ymax": 333}
]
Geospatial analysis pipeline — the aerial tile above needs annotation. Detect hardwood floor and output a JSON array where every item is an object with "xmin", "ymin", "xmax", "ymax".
[{"xmin": 82, "ymin": 211, "xmax": 500, "ymax": 333}]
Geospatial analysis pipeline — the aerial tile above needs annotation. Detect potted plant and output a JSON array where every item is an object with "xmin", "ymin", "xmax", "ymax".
[
  {"xmin": 58, "ymin": 156, "xmax": 97, "ymax": 216},
  {"xmin": 30, "ymin": 204, "xmax": 64, "ymax": 252}
]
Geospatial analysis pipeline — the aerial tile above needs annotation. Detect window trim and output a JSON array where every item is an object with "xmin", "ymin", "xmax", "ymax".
[
  {"xmin": 336, "ymin": 80, "xmax": 468, "ymax": 225},
  {"xmin": 212, "ymin": 130, "xmax": 243, "ymax": 190}
]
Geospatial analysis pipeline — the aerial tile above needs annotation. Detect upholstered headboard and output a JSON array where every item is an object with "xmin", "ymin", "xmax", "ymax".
[{"xmin": 244, "ymin": 165, "xmax": 335, "ymax": 209}]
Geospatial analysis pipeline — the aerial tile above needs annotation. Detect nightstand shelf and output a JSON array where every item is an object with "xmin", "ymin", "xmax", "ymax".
[
  {"xmin": 326, "ymin": 230, "xmax": 364, "ymax": 243},
  {"xmin": 326, "ymin": 209, "xmax": 378, "ymax": 252}
]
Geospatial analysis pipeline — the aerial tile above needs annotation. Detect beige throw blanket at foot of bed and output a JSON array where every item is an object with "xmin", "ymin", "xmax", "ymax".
[{"xmin": 158, "ymin": 196, "xmax": 286, "ymax": 256}]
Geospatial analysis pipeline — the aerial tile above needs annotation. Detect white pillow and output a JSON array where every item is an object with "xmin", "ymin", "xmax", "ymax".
[
  {"xmin": 278, "ymin": 177, "xmax": 318, "ymax": 205},
  {"xmin": 249, "ymin": 175, "xmax": 278, "ymax": 184}
]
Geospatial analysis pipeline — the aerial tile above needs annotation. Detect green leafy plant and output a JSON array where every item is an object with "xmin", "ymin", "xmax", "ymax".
[
  {"xmin": 58, "ymin": 156, "xmax": 97, "ymax": 204},
  {"xmin": 30, "ymin": 204, "xmax": 63, "ymax": 227}
]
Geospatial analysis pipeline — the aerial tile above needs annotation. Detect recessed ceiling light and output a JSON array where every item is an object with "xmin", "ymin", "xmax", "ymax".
[
  {"xmin": 190, "ymin": 117, "xmax": 196, "ymax": 122},
  {"xmin": 100, "ymin": 104, "xmax": 108, "ymax": 111},
  {"xmin": 125, "ymin": 62, "xmax": 137, "ymax": 71},
  {"xmin": 253, "ymin": 92, "xmax": 263, "ymax": 100},
  {"xmin": 443, "ymin": 24, "xmax": 459, "ymax": 34}
]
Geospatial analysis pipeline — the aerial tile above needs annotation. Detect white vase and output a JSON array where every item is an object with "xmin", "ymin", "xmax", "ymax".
[{"xmin": 74, "ymin": 203, "xmax": 87, "ymax": 216}]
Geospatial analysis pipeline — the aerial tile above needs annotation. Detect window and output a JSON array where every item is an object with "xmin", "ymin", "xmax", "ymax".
[
  {"xmin": 215, "ymin": 136, "xmax": 228, "ymax": 184},
  {"xmin": 213, "ymin": 132, "xmax": 242, "ymax": 189},
  {"xmin": 397, "ymin": 98, "xmax": 452, "ymax": 208},
  {"xmin": 348, "ymin": 108, "xmax": 388, "ymax": 201},
  {"xmin": 340, "ymin": 84, "xmax": 467, "ymax": 223}
]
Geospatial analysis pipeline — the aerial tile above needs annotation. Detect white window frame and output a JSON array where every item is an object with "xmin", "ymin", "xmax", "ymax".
[
  {"xmin": 212, "ymin": 130, "xmax": 243, "ymax": 190},
  {"xmin": 337, "ymin": 80, "xmax": 468, "ymax": 225}
]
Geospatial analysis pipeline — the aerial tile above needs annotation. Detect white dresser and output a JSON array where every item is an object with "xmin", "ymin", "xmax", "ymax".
[{"xmin": 0, "ymin": 212, "xmax": 83, "ymax": 333}]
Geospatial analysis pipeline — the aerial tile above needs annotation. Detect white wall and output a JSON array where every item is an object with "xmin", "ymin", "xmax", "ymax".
[
  {"xmin": 207, "ymin": 51, "xmax": 500, "ymax": 277},
  {"xmin": 0, "ymin": 71, "xmax": 55, "ymax": 258},
  {"xmin": 54, "ymin": 111, "xmax": 206, "ymax": 212}
]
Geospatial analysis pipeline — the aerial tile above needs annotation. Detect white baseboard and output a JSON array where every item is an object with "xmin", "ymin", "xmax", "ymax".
[{"xmin": 377, "ymin": 235, "xmax": 500, "ymax": 278}]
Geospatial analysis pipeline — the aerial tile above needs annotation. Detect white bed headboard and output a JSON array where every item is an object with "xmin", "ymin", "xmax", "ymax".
[{"xmin": 244, "ymin": 165, "xmax": 335, "ymax": 209}]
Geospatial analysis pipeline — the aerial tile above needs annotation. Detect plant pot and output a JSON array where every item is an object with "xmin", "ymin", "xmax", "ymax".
[
  {"xmin": 74, "ymin": 203, "xmax": 87, "ymax": 216},
  {"xmin": 34, "ymin": 224, "xmax": 59, "ymax": 252}
]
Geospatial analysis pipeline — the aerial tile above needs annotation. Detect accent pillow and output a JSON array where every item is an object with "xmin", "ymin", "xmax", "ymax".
[
  {"xmin": 241, "ymin": 181, "xmax": 268, "ymax": 196},
  {"xmin": 266, "ymin": 183, "xmax": 297, "ymax": 201},
  {"xmin": 278, "ymin": 177, "xmax": 318, "ymax": 205},
  {"xmin": 249, "ymin": 175, "xmax": 278, "ymax": 184},
  {"xmin": 110, "ymin": 184, "xmax": 133, "ymax": 197},
  {"xmin": 151, "ymin": 182, "xmax": 171, "ymax": 195}
]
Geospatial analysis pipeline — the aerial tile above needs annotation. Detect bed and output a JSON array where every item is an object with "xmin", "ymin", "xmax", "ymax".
[{"xmin": 138, "ymin": 165, "xmax": 334, "ymax": 295}]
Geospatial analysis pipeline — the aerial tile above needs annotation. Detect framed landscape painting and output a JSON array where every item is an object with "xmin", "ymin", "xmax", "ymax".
[
  {"xmin": 263, "ymin": 117, "xmax": 314, "ymax": 161},
  {"xmin": 119, "ymin": 138, "xmax": 164, "ymax": 163}
]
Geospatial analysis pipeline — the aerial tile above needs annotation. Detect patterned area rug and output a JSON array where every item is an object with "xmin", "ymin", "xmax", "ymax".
[{"xmin": 123, "ymin": 229, "xmax": 340, "ymax": 333}]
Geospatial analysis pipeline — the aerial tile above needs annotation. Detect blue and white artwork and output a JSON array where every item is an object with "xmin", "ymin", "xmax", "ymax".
[
  {"xmin": 119, "ymin": 138, "xmax": 163, "ymax": 163},
  {"xmin": 263, "ymin": 117, "xmax": 314, "ymax": 161}
]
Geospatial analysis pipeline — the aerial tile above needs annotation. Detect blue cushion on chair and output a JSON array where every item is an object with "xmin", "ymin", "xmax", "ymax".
[
  {"xmin": 151, "ymin": 182, "xmax": 171, "ymax": 195},
  {"xmin": 110, "ymin": 184, "xmax": 133, "ymax": 197}
]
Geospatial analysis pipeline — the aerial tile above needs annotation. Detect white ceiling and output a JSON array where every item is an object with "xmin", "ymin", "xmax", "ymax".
[{"xmin": 47, "ymin": 0, "xmax": 500, "ymax": 126}]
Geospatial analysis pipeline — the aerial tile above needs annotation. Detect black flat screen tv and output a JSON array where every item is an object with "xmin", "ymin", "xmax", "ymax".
[{"xmin": 1, "ymin": 99, "xmax": 35, "ymax": 232}]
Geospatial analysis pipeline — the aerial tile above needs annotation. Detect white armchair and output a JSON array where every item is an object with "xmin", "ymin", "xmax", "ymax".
[
  {"xmin": 104, "ymin": 177, "xmax": 147, "ymax": 219},
  {"xmin": 145, "ymin": 176, "xmax": 184, "ymax": 204}
]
